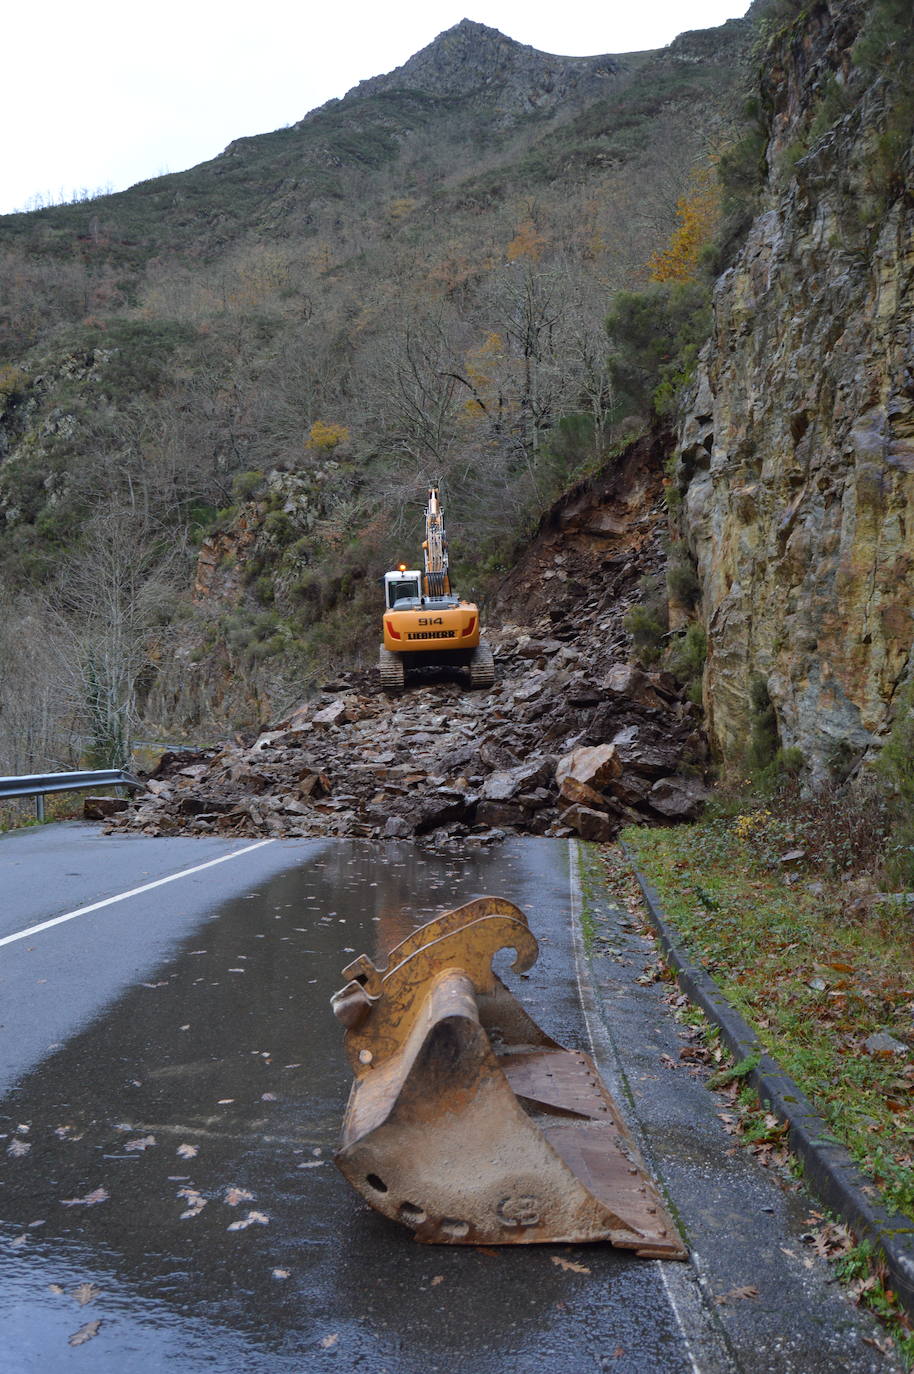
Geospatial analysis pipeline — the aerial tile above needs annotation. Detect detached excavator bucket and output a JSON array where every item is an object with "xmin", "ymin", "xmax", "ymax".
[{"xmin": 331, "ymin": 897, "xmax": 686, "ymax": 1256}]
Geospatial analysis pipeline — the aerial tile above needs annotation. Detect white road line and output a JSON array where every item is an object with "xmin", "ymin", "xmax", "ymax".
[{"xmin": 0, "ymin": 839, "xmax": 276, "ymax": 949}]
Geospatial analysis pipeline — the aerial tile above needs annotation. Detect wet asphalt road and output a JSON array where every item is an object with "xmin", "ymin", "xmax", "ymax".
[
  {"xmin": 1, "ymin": 828, "xmax": 694, "ymax": 1374},
  {"xmin": 0, "ymin": 826, "xmax": 900, "ymax": 1372}
]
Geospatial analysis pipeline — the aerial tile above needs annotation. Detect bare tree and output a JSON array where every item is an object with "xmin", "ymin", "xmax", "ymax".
[
  {"xmin": 51, "ymin": 509, "xmax": 175, "ymax": 768},
  {"xmin": 0, "ymin": 594, "xmax": 78, "ymax": 774}
]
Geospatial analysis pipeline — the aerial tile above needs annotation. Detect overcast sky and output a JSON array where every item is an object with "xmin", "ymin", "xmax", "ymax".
[{"xmin": 3, "ymin": 1, "xmax": 751, "ymax": 216}]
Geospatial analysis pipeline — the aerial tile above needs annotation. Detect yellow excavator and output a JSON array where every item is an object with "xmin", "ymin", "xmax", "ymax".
[{"xmin": 379, "ymin": 485, "xmax": 494, "ymax": 691}]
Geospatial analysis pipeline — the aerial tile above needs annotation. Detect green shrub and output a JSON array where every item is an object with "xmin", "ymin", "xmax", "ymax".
[
  {"xmin": 232, "ymin": 470, "xmax": 265, "ymax": 501},
  {"xmin": 667, "ymin": 540, "xmax": 701, "ymax": 608},
  {"xmin": 263, "ymin": 510, "xmax": 295, "ymax": 544},
  {"xmin": 853, "ymin": 0, "xmax": 914, "ymax": 206},
  {"xmin": 748, "ymin": 674, "xmax": 780, "ymax": 773},
  {"xmin": 625, "ymin": 605, "xmax": 667, "ymax": 664},
  {"xmin": 606, "ymin": 281, "xmax": 712, "ymax": 421},
  {"xmin": 667, "ymin": 622, "xmax": 707, "ymax": 683},
  {"xmin": 83, "ymin": 319, "xmax": 195, "ymax": 398}
]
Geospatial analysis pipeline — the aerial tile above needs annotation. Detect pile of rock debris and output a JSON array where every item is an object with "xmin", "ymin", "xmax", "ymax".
[
  {"xmin": 99, "ymin": 628, "xmax": 709, "ymax": 847},
  {"xmin": 98, "ymin": 448, "xmax": 712, "ymax": 846}
]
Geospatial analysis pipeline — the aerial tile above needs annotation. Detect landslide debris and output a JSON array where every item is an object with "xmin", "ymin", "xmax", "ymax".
[{"xmin": 105, "ymin": 455, "xmax": 709, "ymax": 845}]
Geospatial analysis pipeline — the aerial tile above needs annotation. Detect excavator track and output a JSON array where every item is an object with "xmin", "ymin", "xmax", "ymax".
[
  {"xmin": 468, "ymin": 641, "xmax": 495, "ymax": 689},
  {"xmin": 379, "ymin": 646, "xmax": 406, "ymax": 693}
]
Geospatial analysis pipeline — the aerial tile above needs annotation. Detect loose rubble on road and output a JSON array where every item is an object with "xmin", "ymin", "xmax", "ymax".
[{"xmin": 98, "ymin": 452, "xmax": 711, "ymax": 846}]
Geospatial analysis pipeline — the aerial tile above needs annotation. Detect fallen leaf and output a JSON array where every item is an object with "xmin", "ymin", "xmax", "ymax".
[
  {"xmin": 431, "ymin": 1275, "xmax": 444, "ymax": 1286},
  {"xmin": 224, "ymin": 1187, "xmax": 255, "ymax": 1207},
  {"xmin": 810, "ymin": 1221, "xmax": 854, "ymax": 1259},
  {"xmin": 227, "ymin": 1210, "xmax": 269, "ymax": 1231},
  {"xmin": 261, "ymin": 1092, "xmax": 278, "ymax": 1102},
  {"xmin": 320, "ymin": 1334, "xmax": 338, "ymax": 1349},
  {"xmin": 48, "ymin": 1284, "xmax": 65, "ymax": 1295},
  {"xmin": 217, "ymin": 1098, "xmax": 235, "ymax": 1105},
  {"xmin": 69, "ymin": 1320, "xmax": 102, "ymax": 1347},
  {"xmin": 551, "ymin": 1256, "xmax": 591, "ymax": 1274},
  {"xmin": 61, "ymin": 1187, "xmax": 109, "ymax": 1207},
  {"xmin": 176, "ymin": 1144, "xmax": 199, "ymax": 1160},
  {"xmin": 124, "ymin": 1135, "xmax": 156, "ymax": 1152},
  {"xmin": 10, "ymin": 1235, "xmax": 27, "ymax": 1250},
  {"xmin": 272, "ymin": 1268, "xmax": 290, "ymax": 1279},
  {"xmin": 177, "ymin": 1187, "xmax": 206, "ymax": 1219},
  {"xmin": 296, "ymin": 1160, "xmax": 325, "ymax": 1169},
  {"xmin": 7, "ymin": 1140, "xmax": 30, "ymax": 1158},
  {"xmin": 474, "ymin": 1246, "xmax": 500, "ymax": 1258},
  {"xmin": 714, "ymin": 1285, "xmax": 759, "ymax": 1304},
  {"xmin": 72, "ymin": 1283, "xmax": 101, "ymax": 1306}
]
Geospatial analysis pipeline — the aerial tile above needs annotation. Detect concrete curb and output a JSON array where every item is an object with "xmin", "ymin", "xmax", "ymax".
[{"xmin": 621, "ymin": 842, "xmax": 914, "ymax": 1319}]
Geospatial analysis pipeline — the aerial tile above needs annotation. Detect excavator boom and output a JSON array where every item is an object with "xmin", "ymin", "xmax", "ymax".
[{"xmin": 422, "ymin": 486, "xmax": 451, "ymax": 597}]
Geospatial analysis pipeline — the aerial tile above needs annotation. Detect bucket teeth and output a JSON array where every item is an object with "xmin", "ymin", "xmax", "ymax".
[{"xmin": 331, "ymin": 897, "xmax": 686, "ymax": 1257}]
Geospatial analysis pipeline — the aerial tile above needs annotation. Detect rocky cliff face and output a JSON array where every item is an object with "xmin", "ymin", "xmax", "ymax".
[{"xmin": 675, "ymin": 0, "xmax": 914, "ymax": 777}]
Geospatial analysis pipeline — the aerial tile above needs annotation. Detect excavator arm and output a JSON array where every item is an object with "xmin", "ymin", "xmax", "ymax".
[{"xmin": 422, "ymin": 485, "xmax": 451, "ymax": 598}]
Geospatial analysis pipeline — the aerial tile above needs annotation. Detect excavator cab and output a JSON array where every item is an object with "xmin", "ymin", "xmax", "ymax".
[{"xmin": 384, "ymin": 571, "xmax": 422, "ymax": 609}]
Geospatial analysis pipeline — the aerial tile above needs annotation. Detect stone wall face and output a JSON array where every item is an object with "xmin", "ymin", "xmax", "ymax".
[{"xmin": 676, "ymin": 1, "xmax": 914, "ymax": 775}]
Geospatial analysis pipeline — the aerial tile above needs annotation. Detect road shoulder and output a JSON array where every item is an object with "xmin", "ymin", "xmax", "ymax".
[{"xmin": 568, "ymin": 840, "xmax": 902, "ymax": 1374}]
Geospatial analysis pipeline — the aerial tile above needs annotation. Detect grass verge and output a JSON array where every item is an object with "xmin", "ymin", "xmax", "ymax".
[
  {"xmin": 609, "ymin": 831, "xmax": 914, "ymax": 1361},
  {"xmin": 621, "ymin": 818, "xmax": 914, "ymax": 1220}
]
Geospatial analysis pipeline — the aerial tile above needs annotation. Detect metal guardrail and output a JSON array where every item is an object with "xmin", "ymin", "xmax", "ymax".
[{"xmin": 0, "ymin": 770, "xmax": 143, "ymax": 822}]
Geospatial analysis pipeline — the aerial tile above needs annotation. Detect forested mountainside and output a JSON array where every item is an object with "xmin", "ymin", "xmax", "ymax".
[
  {"xmin": 1, "ymin": 0, "xmax": 912, "ymax": 821},
  {"xmin": 0, "ymin": 13, "xmax": 750, "ymax": 762}
]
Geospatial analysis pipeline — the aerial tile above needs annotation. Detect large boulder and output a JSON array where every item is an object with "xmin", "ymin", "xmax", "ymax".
[
  {"xmin": 476, "ymin": 799, "xmax": 527, "ymax": 829},
  {"xmin": 312, "ymin": 700, "xmax": 349, "ymax": 728},
  {"xmin": 555, "ymin": 744, "xmax": 621, "ymax": 803},
  {"xmin": 560, "ymin": 804, "xmax": 616, "ymax": 843},
  {"xmin": 611, "ymin": 725, "xmax": 681, "ymax": 778},
  {"xmin": 412, "ymin": 791, "xmax": 471, "ymax": 835},
  {"xmin": 648, "ymin": 775, "xmax": 711, "ymax": 819},
  {"xmin": 602, "ymin": 664, "xmax": 666, "ymax": 710},
  {"xmin": 83, "ymin": 796, "xmax": 130, "ymax": 820},
  {"xmin": 557, "ymin": 776, "xmax": 608, "ymax": 810},
  {"xmin": 481, "ymin": 757, "xmax": 552, "ymax": 801}
]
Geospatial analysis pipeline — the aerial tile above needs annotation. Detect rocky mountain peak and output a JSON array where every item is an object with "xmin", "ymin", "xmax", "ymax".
[{"xmin": 347, "ymin": 18, "xmax": 621, "ymax": 114}]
